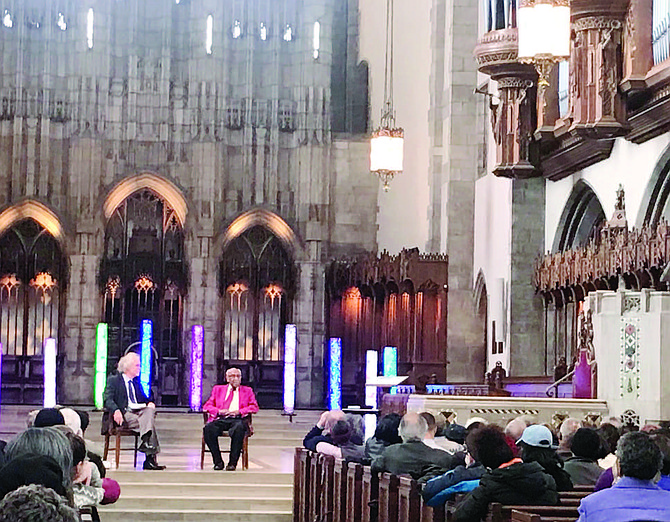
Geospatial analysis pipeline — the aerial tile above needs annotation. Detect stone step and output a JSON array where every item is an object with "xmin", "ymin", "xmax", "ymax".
[
  {"xmin": 112, "ymin": 495, "xmax": 292, "ymax": 511},
  {"xmin": 106, "ymin": 470, "xmax": 294, "ymax": 485},
  {"xmin": 96, "ymin": 508, "xmax": 292, "ymax": 522},
  {"xmin": 117, "ymin": 482, "xmax": 292, "ymax": 497}
]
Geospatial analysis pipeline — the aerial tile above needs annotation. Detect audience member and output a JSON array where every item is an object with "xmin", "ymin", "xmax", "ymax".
[
  {"xmin": 444, "ymin": 423, "xmax": 467, "ymax": 445},
  {"xmin": 504, "ymin": 417, "xmax": 527, "ymax": 441},
  {"xmin": 452, "ymin": 425, "xmax": 558, "ymax": 522},
  {"xmin": 557, "ymin": 417, "xmax": 583, "ymax": 460},
  {"xmin": 577, "ymin": 431, "xmax": 670, "ymax": 522},
  {"xmin": 564, "ymin": 428, "xmax": 604, "ymax": 485},
  {"xmin": 33, "ymin": 409, "xmax": 65, "ymax": 429},
  {"xmin": 5, "ymin": 427, "xmax": 73, "ymax": 494},
  {"xmin": 422, "ymin": 447, "xmax": 486, "ymax": 506},
  {"xmin": 651, "ymin": 431, "xmax": 670, "ymax": 491},
  {"xmin": 66, "ymin": 432, "xmax": 104, "ymax": 508},
  {"xmin": 0, "ymin": 484, "xmax": 79, "ymax": 522},
  {"xmin": 202, "ymin": 367, "xmax": 259, "ymax": 471},
  {"xmin": 364, "ymin": 413, "xmax": 402, "ymax": 460},
  {"xmin": 421, "ymin": 412, "xmax": 450, "ymax": 452},
  {"xmin": 58, "ymin": 409, "xmax": 82, "ymax": 437},
  {"xmin": 596, "ymin": 422, "xmax": 620, "ymax": 469},
  {"xmin": 0, "ymin": 454, "xmax": 67, "ymax": 499},
  {"xmin": 104, "ymin": 352, "xmax": 165, "ymax": 470},
  {"xmin": 517, "ymin": 425, "xmax": 573, "ymax": 491},
  {"xmin": 314, "ymin": 420, "xmax": 365, "ymax": 461},
  {"xmin": 372, "ymin": 412, "xmax": 461, "ymax": 483}
]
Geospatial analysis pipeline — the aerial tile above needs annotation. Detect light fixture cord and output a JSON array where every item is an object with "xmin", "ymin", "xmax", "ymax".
[{"xmin": 382, "ymin": 0, "xmax": 395, "ymax": 126}]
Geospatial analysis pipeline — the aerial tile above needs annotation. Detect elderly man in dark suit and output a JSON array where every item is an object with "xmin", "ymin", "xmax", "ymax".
[
  {"xmin": 372, "ymin": 412, "xmax": 463, "ymax": 483},
  {"xmin": 103, "ymin": 352, "xmax": 164, "ymax": 470}
]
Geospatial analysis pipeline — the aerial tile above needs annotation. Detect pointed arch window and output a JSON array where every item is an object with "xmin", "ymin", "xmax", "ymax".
[
  {"xmin": 0, "ymin": 219, "xmax": 65, "ymax": 403},
  {"xmin": 101, "ymin": 189, "xmax": 186, "ymax": 405}
]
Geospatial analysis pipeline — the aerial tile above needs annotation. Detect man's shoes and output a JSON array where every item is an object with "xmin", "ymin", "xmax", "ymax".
[
  {"xmin": 138, "ymin": 441, "xmax": 156, "ymax": 453},
  {"xmin": 213, "ymin": 463, "xmax": 225, "ymax": 470},
  {"xmin": 143, "ymin": 456, "xmax": 166, "ymax": 470},
  {"xmin": 225, "ymin": 464, "xmax": 236, "ymax": 471}
]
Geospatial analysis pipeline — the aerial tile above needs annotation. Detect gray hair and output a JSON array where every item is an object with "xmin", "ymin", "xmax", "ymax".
[
  {"xmin": 117, "ymin": 352, "xmax": 139, "ymax": 373},
  {"xmin": 399, "ymin": 412, "xmax": 428, "ymax": 442},
  {"xmin": 0, "ymin": 484, "xmax": 78, "ymax": 522},
  {"xmin": 617, "ymin": 431, "xmax": 663, "ymax": 480},
  {"xmin": 559, "ymin": 417, "xmax": 583, "ymax": 443},
  {"xmin": 6, "ymin": 427, "xmax": 73, "ymax": 492}
]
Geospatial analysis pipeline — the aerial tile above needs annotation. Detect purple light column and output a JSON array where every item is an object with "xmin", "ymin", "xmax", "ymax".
[{"xmin": 190, "ymin": 325, "xmax": 204, "ymax": 411}]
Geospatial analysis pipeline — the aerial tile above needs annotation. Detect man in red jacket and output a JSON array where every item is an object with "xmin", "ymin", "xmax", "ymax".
[{"xmin": 202, "ymin": 368, "xmax": 259, "ymax": 470}]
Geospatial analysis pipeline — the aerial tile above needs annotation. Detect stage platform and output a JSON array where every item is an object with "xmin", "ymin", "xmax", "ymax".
[{"xmin": 0, "ymin": 406, "xmax": 320, "ymax": 521}]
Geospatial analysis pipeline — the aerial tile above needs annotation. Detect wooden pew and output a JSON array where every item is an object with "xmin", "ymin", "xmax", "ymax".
[
  {"xmin": 333, "ymin": 458, "xmax": 349, "ymax": 522},
  {"xmin": 346, "ymin": 462, "xmax": 364, "ymax": 522},
  {"xmin": 309, "ymin": 450, "xmax": 325, "ymax": 522},
  {"xmin": 320, "ymin": 455, "xmax": 336, "ymax": 522},
  {"xmin": 362, "ymin": 466, "xmax": 378, "ymax": 522},
  {"xmin": 487, "ymin": 503, "xmax": 579, "ymax": 522},
  {"xmin": 293, "ymin": 448, "xmax": 311, "ymax": 522},
  {"xmin": 398, "ymin": 476, "xmax": 421, "ymax": 521},
  {"xmin": 510, "ymin": 509, "xmax": 576, "ymax": 522},
  {"xmin": 378, "ymin": 472, "xmax": 400, "ymax": 522}
]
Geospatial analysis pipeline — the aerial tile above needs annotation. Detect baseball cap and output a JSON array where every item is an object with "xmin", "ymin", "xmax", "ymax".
[{"xmin": 517, "ymin": 424, "xmax": 557, "ymax": 449}]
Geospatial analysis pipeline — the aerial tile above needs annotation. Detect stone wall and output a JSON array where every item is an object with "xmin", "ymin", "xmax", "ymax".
[{"xmin": 0, "ymin": 0, "xmax": 378, "ymax": 407}]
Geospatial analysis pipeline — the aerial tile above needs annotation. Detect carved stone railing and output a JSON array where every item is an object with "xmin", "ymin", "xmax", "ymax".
[{"xmin": 534, "ymin": 219, "xmax": 670, "ymax": 292}]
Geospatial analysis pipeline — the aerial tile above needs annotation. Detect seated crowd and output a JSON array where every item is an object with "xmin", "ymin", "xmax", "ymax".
[
  {"xmin": 303, "ymin": 409, "xmax": 670, "ymax": 521},
  {"xmin": 0, "ymin": 406, "xmax": 121, "ymax": 521}
]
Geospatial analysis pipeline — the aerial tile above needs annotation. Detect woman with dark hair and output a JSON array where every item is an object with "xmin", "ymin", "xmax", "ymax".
[
  {"xmin": 452, "ymin": 425, "xmax": 558, "ymax": 522},
  {"xmin": 564, "ymin": 428, "xmax": 604, "ymax": 485},
  {"xmin": 517, "ymin": 425, "xmax": 573, "ymax": 491},
  {"xmin": 364, "ymin": 413, "xmax": 402, "ymax": 460}
]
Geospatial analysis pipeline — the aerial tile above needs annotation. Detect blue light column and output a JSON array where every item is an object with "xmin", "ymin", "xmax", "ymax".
[
  {"xmin": 328, "ymin": 338, "xmax": 342, "ymax": 410},
  {"xmin": 140, "ymin": 320, "xmax": 153, "ymax": 397}
]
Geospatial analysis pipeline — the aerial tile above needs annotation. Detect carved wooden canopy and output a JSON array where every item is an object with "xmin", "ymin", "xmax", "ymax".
[
  {"xmin": 327, "ymin": 248, "xmax": 448, "ymax": 298},
  {"xmin": 534, "ymin": 219, "xmax": 670, "ymax": 295}
]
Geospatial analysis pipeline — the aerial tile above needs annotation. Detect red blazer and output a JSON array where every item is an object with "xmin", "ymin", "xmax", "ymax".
[{"xmin": 203, "ymin": 384, "xmax": 259, "ymax": 422}]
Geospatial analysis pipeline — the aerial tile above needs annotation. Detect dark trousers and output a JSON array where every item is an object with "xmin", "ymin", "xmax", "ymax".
[{"xmin": 203, "ymin": 417, "xmax": 246, "ymax": 466}]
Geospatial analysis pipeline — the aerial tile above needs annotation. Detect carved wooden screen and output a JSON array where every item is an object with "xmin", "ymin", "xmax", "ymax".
[
  {"xmin": 220, "ymin": 226, "xmax": 293, "ymax": 408},
  {"xmin": 0, "ymin": 220, "xmax": 65, "ymax": 403},
  {"xmin": 101, "ymin": 190, "xmax": 186, "ymax": 405}
]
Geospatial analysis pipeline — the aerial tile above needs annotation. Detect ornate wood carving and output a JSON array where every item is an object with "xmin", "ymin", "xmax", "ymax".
[
  {"xmin": 534, "ymin": 219, "xmax": 670, "ymax": 294},
  {"xmin": 567, "ymin": 0, "xmax": 629, "ymax": 138},
  {"xmin": 475, "ymin": 29, "xmax": 540, "ymax": 179}
]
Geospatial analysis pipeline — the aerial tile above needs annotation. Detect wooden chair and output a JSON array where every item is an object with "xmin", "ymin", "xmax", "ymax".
[
  {"xmin": 101, "ymin": 411, "xmax": 140, "ymax": 469},
  {"xmin": 199, "ymin": 412, "xmax": 253, "ymax": 469}
]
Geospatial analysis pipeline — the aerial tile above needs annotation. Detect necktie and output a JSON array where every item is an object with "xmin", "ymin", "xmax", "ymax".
[{"xmin": 128, "ymin": 380, "xmax": 137, "ymax": 404}]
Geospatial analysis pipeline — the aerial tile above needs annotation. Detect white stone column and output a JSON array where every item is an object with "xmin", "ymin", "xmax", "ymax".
[{"xmin": 586, "ymin": 289, "xmax": 670, "ymax": 424}]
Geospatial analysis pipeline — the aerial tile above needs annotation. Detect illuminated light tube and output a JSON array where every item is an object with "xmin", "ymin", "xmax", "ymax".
[
  {"xmin": 94, "ymin": 324, "xmax": 108, "ymax": 409},
  {"xmin": 0, "ymin": 343, "xmax": 3, "ymax": 407},
  {"xmin": 44, "ymin": 338, "xmax": 57, "ymax": 408},
  {"xmin": 328, "ymin": 338, "xmax": 342, "ymax": 410},
  {"xmin": 383, "ymin": 346, "xmax": 398, "ymax": 394},
  {"xmin": 283, "ymin": 324, "xmax": 297, "ymax": 414},
  {"xmin": 190, "ymin": 325, "xmax": 204, "ymax": 411},
  {"xmin": 365, "ymin": 350, "xmax": 378, "ymax": 408},
  {"xmin": 140, "ymin": 320, "xmax": 152, "ymax": 398}
]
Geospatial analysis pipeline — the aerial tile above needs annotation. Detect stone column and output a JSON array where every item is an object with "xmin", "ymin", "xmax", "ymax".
[
  {"xmin": 587, "ymin": 289, "xmax": 670, "ymax": 423},
  {"xmin": 61, "ymin": 229, "xmax": 104, "ymax": 404},
  {"xmin": 508, "ymin": 178, "xmax": 546, "ymax": 376}
]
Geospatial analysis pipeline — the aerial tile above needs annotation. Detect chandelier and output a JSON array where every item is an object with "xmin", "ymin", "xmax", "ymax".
[
  {"xmin": 517, "ymin": 0, "xmax": 570, "ymax": 88},
  {"xmin": 370, "ymin": 0, "xmax": 404, "ymax": 192}
]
